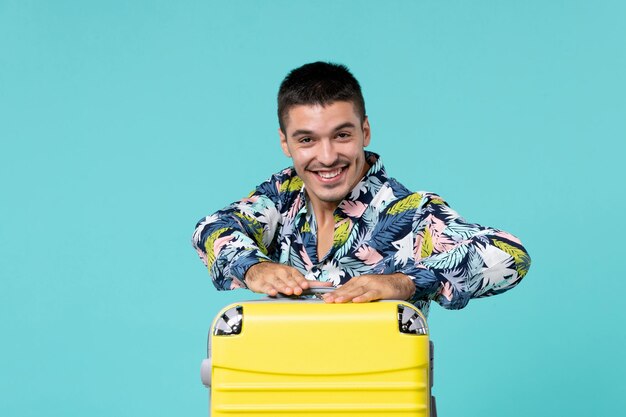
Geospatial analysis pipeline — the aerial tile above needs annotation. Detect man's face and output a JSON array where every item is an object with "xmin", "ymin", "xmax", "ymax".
[{"xmin": 279, "ymin": 101, "xmax": 371, "ymax": 208}]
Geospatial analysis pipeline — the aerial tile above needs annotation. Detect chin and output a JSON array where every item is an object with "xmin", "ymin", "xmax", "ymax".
[{"xmin": 316, "ymin": 190, "xmax": 349, "ymax": 204}]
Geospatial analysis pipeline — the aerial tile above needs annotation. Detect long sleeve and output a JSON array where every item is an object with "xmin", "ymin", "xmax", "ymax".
[
  {"xmin": 191, "ymin": 192, "xmax": 283, "ymax": 291},
  {"xmin": 399, "ymin": 193, "xmax": 531, "ymax": 309}
]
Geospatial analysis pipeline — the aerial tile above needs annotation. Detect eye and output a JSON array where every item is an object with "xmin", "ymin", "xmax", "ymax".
[
  {"xmin": 299, "ymin": 137, "xmax": 312, "ymax": 143},
  {"xmin": 337, "ymin": 132, "xmax": 351, "ymax": 139}
]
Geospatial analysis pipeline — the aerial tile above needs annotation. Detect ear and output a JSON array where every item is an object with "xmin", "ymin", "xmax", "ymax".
[
  {"xmin": 362, "ymin": 116, "xmax": 371, "ymax": 147},
  {"xmin": 279, "ymin": 128, "xmax": 291, "ymax": 157}
]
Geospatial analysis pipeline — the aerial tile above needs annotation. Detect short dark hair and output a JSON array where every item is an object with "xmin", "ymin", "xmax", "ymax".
[{"xmin": 277, "ymin": 61, "xmax": 366, "ymax": 133}]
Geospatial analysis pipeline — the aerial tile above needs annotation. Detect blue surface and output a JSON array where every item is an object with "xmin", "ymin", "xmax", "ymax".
[{"xmin": 1, "ymin": 1, "xmax": 625, "ymax": 416}]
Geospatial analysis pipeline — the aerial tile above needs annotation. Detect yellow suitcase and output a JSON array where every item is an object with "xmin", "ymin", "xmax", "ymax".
[{"xmin": 200, "ymin": 289, "xmax": 436, "ymax": 417}]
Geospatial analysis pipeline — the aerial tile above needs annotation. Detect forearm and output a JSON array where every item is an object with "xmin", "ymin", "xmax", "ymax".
[
  {"xmin": 410, "ymin": 229, "xmax": 530, "ymax": 309},
  {"xmin": 383, "ymin": 273, "xmax": 417, "ymax": 301},
  {"xmin": 192, "ymin": 217, "xmax": 271, "ymax": 290},
  {"xmin": 405, "ymin": 194, "xmax": 531, "ymax": 309},
  {"xmin": 192, "ymin": 194, "xmax": 281, "ymax": 290}
]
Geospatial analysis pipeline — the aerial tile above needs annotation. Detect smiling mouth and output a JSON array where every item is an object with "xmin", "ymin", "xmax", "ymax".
[{"xmin": 313, "ymin": 167, "xmax": 345, "ymax": 181}]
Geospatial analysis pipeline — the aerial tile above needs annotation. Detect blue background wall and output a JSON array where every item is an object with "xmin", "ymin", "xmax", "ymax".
[{"xmin": 2, "ymin": 1, "xmax": 625, "ymax": 416}]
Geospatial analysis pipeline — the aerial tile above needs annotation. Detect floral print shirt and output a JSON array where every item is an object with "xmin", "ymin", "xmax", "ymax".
[{"xmin": 192, "ymin": 152, "xmax": 530, "ymax": 315}]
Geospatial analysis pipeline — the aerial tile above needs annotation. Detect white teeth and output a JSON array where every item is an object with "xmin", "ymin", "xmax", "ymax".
[{"xmin": 318, "ymin": 169, "xmax": 342, "ymax": 179}]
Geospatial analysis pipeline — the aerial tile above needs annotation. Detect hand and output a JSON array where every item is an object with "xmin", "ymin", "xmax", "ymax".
[
  {"xmin": 322, "ymin": 273, "xmax": 415, "ymax": 303},
  {"xmin": 244, "ymin": 262, "xmax": 333, "ymax": 296}
]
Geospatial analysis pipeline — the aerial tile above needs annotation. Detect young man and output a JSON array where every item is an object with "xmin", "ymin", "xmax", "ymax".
[{"xmin": 192, "ymin": 62, "xmax": 530, "ymax": 315}]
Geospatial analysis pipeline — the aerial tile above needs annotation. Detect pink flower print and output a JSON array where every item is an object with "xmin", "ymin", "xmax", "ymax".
[
  {"xmin": 430, "ymin": 216, "xmax": 456, "ymax": 253},
  {"xmin": 429, "ymin": 215, "xmax": 446, "ymax": 235},
  {"xmin": 355, "ymin": 245, "xmax": 383, "ymax": 266},
  {"xmin": 213, "ymin": 235, "xmax": 235, "ymax": 258},
  {"xmin": 287, "ymin": 193, "xmax": 303, "ymax": 219},
  {"xmin": 339, "ymin": 200, "xmax": 367, "ymax": 218},
  {"xmin": 299, "ymin": 247, "xmax": 314, "ymax": 271}
]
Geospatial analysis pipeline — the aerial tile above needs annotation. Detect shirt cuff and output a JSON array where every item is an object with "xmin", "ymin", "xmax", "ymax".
[{"xmin": 397, "ymin": 266, "xmax": 441, "ymax": 303}]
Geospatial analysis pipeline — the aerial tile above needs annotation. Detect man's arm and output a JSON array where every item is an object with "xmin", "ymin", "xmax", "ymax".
[
  {"xmin": 192, "ymin": 191, "xmax": 282, "ymax": 291},
  {"xmin": 192, "ymin": 171, "xmax": 332, "ymax": 295},
  {"xmin": 322, "ymin": 193, "xmax": 530, "ymax": 306},
  {"xmin": 402, "ymin": 193, "xmax": 531, "ymax": 309}
]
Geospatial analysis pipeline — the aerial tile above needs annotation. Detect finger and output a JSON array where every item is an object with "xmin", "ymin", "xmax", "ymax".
[
  {"xmin": 291, "ymin": 273, "xmax": 311, "ymax": 290},
  {"xmin": 286, "ymin": 274, "xmax": 314, "ymax": 295},
  {"xmin": 293, "ymin": 278, "xmax": 332, "ymax": 295},
  {"xmin": 320, "ymin": 282, "xmax": 349, "ymax": 302},
  {"xmin": 278, "ymin": 268, "xmax": 307, "ymax": 289},
  {"xmin": 352, "ymin": 289, "xmax": 381, "ymax": 303},
  {"xmin": 323, "ymin": 288, "xmax": 354, "ymax": 303},
  {"xmin": 263, "ymin": 283, "xmax": 279, "ymax": 297},
  {"xmin": 328, "ymin": 283, "xmax": 374, "ymax": 303},
  {"xmin": 261, "ymin": 272, "xmax": 296, "ymax": 295},
  {"xmin": 333, "ymin": 288, "xmax": 366, "ymax": 303},
  {"xmin": 279, "ymin": 285, "xmax": 294, "ymax": 295},
  {"xmin": 264, "ymin": 274, "xmax": 294, "ymax": 296}
]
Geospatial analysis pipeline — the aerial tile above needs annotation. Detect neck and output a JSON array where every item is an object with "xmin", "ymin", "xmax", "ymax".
[{"xmin": 309, "ymin": 199, "xmax": 338, "ymax": 228}]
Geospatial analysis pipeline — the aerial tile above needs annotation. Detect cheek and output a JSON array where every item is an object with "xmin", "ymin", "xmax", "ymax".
[
  {"xmin": 292, "ymin": 148, "xmax": 314, "ymax": 164},
  {"xmin": 339, "ymin": 144, "xmax": 364, "ymax": 161}
]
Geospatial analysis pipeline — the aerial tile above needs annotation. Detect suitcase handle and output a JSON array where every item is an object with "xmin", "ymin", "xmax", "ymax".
[
  {"xmin": 270, "ymin": 286, "xmax": 337, "ymax": 298},
  {"xmin": 303, "ymin": 286, "xmax": 336, "ymax": 294}
]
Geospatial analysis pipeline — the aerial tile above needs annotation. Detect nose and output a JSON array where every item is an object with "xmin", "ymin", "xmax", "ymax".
[{"xmin": 317, "ymin": 139, "xmax": 338, "ymax": 167}]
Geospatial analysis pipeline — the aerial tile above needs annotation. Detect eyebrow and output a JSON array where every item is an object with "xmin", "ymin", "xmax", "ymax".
[{"xmin": 290, "ymin": 122, "xmax": 357, "ymax": 138}]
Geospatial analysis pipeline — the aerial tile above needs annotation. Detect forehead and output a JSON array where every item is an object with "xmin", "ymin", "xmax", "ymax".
[{"xmin": 284, "ymin": 101, "xmax": 360, "ymax": 134}]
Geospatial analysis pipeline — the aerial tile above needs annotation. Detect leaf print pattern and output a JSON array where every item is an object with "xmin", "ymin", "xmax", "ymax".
[
  {"xmin": 492, "ymin": 238, "xmax": 531, "ymax": 277},
  {"xmin": 192, "ymin": 152, "xmax": 531, "ymax": 314},
  {"xmin": 333, "ymin": 217, "xmax": 352, "ymax": 248},
  {"xmin": 420, "ymin": 226, "xmax": 434, "ymax": 259},
  {"xmin": 355, "ymin": 244, "xmax": 384, "ymax": 266},
  {"xmin": 387, "ymin": 192, "xmax": 422, "ymax": 215}
]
